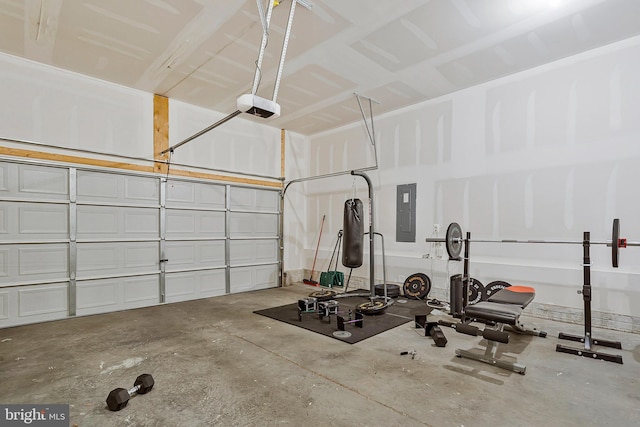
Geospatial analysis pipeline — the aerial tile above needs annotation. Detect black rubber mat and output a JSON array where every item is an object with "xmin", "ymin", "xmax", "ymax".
[{"xmin": 254, "ymin": 291, "xmax": 433, "ymax": 344}]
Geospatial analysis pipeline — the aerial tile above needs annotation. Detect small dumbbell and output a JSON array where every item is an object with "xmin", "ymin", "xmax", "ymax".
[
  {"xmin": 106, "ymin": 374, "xmax": 155, "ymax": 411},
  {"xmin": 336, "ymin": 311, "xmax": 364, "ymax": 331}
]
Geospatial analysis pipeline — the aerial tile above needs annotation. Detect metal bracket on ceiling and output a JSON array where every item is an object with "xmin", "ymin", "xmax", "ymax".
[
  {"xmin": 354, "ymin": 93, "xmax": 379, "ymax": 147},
  {"xmin": 354, "ymin": 92, "xmax": 380, "ymax": 167}
]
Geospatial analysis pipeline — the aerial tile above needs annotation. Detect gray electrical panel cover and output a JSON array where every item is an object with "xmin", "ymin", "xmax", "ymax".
[{"xmin": 396, "ymin": 183, "xmax": 416, "ymax": 242}]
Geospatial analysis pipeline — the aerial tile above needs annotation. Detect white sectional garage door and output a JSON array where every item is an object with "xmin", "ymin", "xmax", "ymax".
[{"xmin": 0, "ymin": 160, "xmax": 281, "ymax": 328}]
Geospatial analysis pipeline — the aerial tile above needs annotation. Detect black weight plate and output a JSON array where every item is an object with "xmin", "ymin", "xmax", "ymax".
[
  {"xmin": 612, "ymin": 218, "xmax": 620, "ymax": 268},
  {"xmin": 355, "ymin": 300, "xmax": 388, "ymax": 315},
  {"xmin": 482, "ymin": 281, "xmax": 511, "ymax": 300},
  {"xmin": 402, "ymin": 273, "xmax": 432, "ymax": 300},
  {"xmin": 466, "ymin": 278, "xmax": 483, "ymax": 305},
  {"xmin": 446, "ymin": 222, "xmax": 463, "ymax": 259},
  {"xmin": 309, "ymin": 290, "xmax": 336, "ymax": 301},
  {"xmin": 374, "ymin": 284, "xmax": 400, "ymax": 298}
]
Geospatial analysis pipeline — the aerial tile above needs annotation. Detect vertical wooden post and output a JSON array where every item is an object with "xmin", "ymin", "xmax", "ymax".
[{"xmin": 154, "ymin": 94, "xmax": 169, "ymax": 174}]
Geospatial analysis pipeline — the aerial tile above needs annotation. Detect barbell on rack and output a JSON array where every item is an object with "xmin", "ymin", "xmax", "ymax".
[{"xmin": 426, "ymin": 219, "xmax": 635, "ymax": 268}]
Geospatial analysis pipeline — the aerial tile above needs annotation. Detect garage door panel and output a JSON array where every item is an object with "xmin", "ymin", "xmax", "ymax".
[
  {"xmin": 229, "ymin": 212, "xmax": 278, "ymax": 237},
  {"xmin": 0, "ymin": 245, "xmax": 69, "ymax": 285},
  {"xmin": 77, "ymin": 206, "xmax": 159, "ymax": 239},
  {"xmin": 20, "ymin": 165, "xmax": 68, "ymax": 197},
  {"xmin": 0, "ymin": 162, "xmax": 8, "ymax": 193},
  {"xmin": 77, "ymin": 170, "xmax": 159, "ymax": 206},
  {"xmin": 0, "ymin": 162, "xmax": 69, "ymax": 201},
  {"xmin": 166, "ymin": 180, "xmax": 225, "ymax": 209},
  {"xmin": 230, "ymin": 265, "xmax": 277, "ymax": 293},
  {"xmin": 230, "ymin": 240, "xmax": 278, "ymax": 265},
  {"xmin": 18, "ymin": 283, "xmax": 68, "ymax": 317},
  {"xmin": 0, "ymin": 291, "xmax": 8, "ymax": 320},
  {"xmin": 77, "ymin": 242, "xmax": 159, "ymax": 278},
  {"xmin": 124, "ymin": 210, "xmax": 159, "ymax": 235},
  {"xmin": 165, "ymin": 240, "xmax": 225, "ymax": 270},
  {"xmin": 0, "ymin": 248, "xmax": 8, "ymax": 278},
  {"xmin": 77, "ymin": 279, "xmax": 119, "ymax": 310},
  {"xmin": 0, "ymin": 205, "xmax": 6, "ymax": 233},
  {"xmin": 0, "ymin": 285, "xmax": 70, "ymax": 328},
  {"xmin": 165, "ymin": 210, "xmax": 225, "ymax": 238},
  {"xmin": 0, "ymin": 202, "xmax": 68, "ymax": 239},
  {"xmin": 123, "ymin": 276, "xmax": 159, "ymax": 306},
  {"xmin": 165, "ymin": 269, "xmax": 226, "ymax": 303},
  {"xmin": 19, "ymin": 203, "xmax": 68, "ymax": 236},
  {"xmin": 76, "ymin": 275, "xmax": 159, "ymax": 315},
  {"xmin": 229, "ymin": 187, "xmax": 278, "ymax": 212},
  {"xmin": 19, "ymin": 245, "xmax": 68, "ymax": 276}
]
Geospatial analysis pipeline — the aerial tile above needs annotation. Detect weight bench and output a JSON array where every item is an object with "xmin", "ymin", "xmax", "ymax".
[{"xmin": 454, "ymin": 286, "xmax": 546, "ymax": 375}]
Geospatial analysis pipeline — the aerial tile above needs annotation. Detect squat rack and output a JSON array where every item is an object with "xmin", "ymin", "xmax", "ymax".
[{"xmin": 426, "ymin": 220, "xmax": 635, "ymax": 364}]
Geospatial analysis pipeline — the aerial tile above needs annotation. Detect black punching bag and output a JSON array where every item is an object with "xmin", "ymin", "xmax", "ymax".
[{"xmin": 342, "ymin": 198, "xmax": 364, "ymax": 268}]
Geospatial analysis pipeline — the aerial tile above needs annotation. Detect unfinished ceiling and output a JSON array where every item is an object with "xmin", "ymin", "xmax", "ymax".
[{"xmin": 1, "ymin": 0, "xmax": 640, "ymax": 136}]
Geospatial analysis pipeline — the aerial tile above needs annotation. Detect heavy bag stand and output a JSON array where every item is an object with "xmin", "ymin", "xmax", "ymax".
[
  {"xmin": 311, "ymin": 171, "xmax": 392, "ymax": 313},
  {"xmin": 349, "ymin": 171, "xmax": 393, "ymax": 314}
]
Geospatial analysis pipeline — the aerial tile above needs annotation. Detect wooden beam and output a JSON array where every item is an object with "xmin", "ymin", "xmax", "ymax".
[
  {"xmin": 153, "ymin": 94, "xmax": 169, "ymax": 174},
  {"xmin": 0, "ymin": 146, "xmax": 155, "ymax": 173},
  {"xmin": 0, "ymin": 147, "xmax": 281, "ymax": 188},
  {"xmin": 169, "ymin": 168, "xmax": 282, "ymax": 189}
]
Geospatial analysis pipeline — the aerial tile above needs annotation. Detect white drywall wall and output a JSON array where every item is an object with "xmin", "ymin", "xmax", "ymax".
[
  {"xmin": 0, "ymin": 53, "xmax": 153, "ymax": 159},
  {"xmin": 299, "ymin": 35, "xmax": 640, "ymax": 319}
]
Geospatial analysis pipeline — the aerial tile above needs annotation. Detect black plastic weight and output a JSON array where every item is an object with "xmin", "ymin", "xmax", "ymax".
[
  {"xmin": 612, "ymin": 218, "xmax": 620, "ymax": 268},
  {"xmin": 403, "ymin": 273, "xmax": 431, "ymax": 300},
  {"xmin": 482, "ymin": 281, "xmax": 511, "ymax": 300},
  {"xmin": 414, "ymin": 315, "xmax": 447, "ymax": 347},
  {"xmin": 466, "ymin": 278, "xmax": 483, "ymax": 305},
  {"xmin": 106, "ymin": 374, "xmax": 155, "ymax": 412},
  {"xmin": 374, "ymin": 284, "xmax": 400, "ymax": 298}
]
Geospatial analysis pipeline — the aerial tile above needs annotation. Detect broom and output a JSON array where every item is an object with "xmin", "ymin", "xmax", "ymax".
[{"xmin": 303, "ymin": 214, "xmax": 325, "ymax": 286}]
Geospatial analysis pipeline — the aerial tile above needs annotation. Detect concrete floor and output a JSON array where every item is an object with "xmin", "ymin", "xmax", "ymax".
[{"xmin": 1, "ymin": 283, "xmax": 639, "ymax": 427}]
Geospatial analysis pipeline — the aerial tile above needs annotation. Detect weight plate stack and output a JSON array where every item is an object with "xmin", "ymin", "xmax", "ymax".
[
  {"xmin": 308, "ymin": 290, "xmax": 337, "ymax": 301},
  {"xmin": 355, "ymin": 300, "xmax": 387, "ymax": 315},
  {"xmin": 374, "ymin": 284, "xmax": 401, "ymax": 298}
]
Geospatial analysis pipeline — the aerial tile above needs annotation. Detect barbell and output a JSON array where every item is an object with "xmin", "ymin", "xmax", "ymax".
[{"xmin": 425, "ymin": 219, "xmax": 637, "ymax": 268}]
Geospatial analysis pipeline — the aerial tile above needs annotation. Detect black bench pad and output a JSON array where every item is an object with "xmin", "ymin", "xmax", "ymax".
[{"xmin": 464, "ymin": 302, "xmax": 523, "ymax": 325}]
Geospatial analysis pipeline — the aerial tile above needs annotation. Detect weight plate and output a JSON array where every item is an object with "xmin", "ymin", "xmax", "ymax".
[
  {"xmin": 402, "ymin": 273, "xmax": 432, "ymax": 300},
  {"xmin": 355, "ymin": 300, "xmax": 388, "ymax": 315},
  {"xmin": 612, "ymin": 218, "xmax": 620, "ymax": 268},
  {"xmin": 466, "ymin": 278, "xmax": 483, "ymax": 305},
  {"xmin": 482, "ymin": 281, "xmax": 511, "ymax": 300},
  {"xmin": 309, "ymin": 290, "xmax": 337, "ymax": 301},
  {"xmin": 332, "ymin": 331, "xmax": 352, "ymax": 339},
  {"xmin": 374, "ymin": 284, "xmax": 400, "ymax": 298},
  {"xmin": 446, "ymin": 222, "xmax": 463, "ymax": 259}
]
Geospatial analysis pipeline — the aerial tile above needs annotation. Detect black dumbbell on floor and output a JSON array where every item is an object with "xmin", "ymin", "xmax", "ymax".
[{"xmin": 106, "ymin": 374, "xmax": 155, "ymax": 411}]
